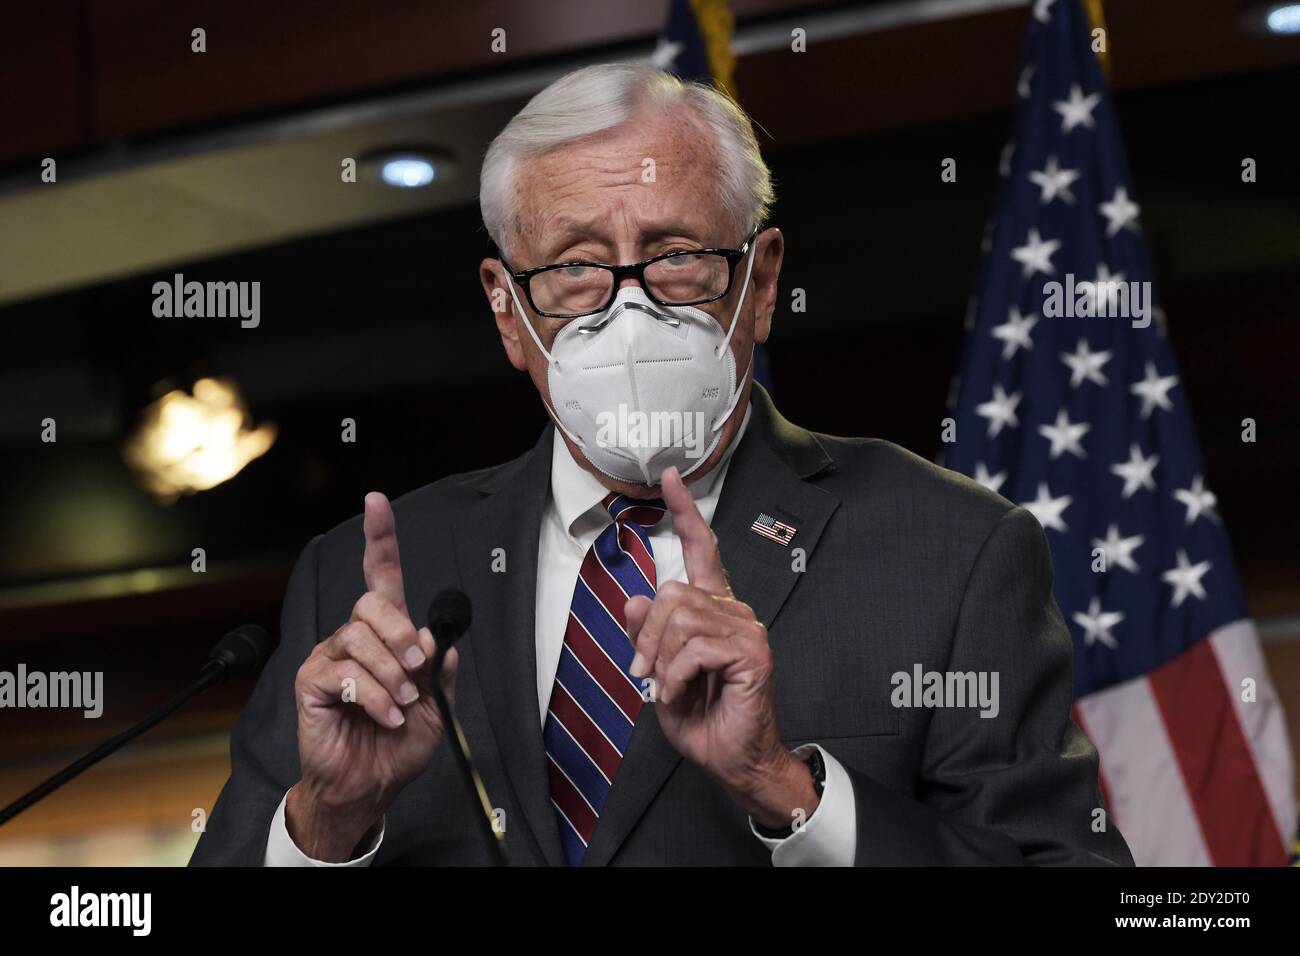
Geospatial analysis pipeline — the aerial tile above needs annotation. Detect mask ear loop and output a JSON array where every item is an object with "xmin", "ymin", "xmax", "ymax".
[
  {"xmin": 505, "ymin": 279, "xmax": 595, "ymax": 452},
  {"xmin": 715, "ymin": 239, "xmax": 758, "ymax": 360},
  {"xmin": 506, "ymin": 280, "xmax": 559, "ymax": 370},
  {"xmin": 709, "ymin": 238, "xmax": 759, "ymax": 434}
]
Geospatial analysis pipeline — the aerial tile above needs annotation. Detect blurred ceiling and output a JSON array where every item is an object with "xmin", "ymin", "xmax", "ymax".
[{"xmin": 2, "ymin": 0, "xmax": 1298, "ymax": 305}]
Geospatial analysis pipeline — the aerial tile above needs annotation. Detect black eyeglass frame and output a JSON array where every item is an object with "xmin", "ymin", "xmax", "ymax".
[{"xmin": 499, "ymin": 226, "xmax": 762, "ymax": 319}]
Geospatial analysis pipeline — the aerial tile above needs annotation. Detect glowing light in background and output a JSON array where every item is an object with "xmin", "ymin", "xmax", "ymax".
[
  {"xmin": 360, "ymin": 148, "xmax": 456, "ymax": 189},
  {"xmin": 1266, "ymin": 4, "xmax": 1300, "ymax": 33},
  {"xmin": 122, "ymin": 377, "xmax": 276, "ymax": 502},
  {"xmin": 1241, "ymin": 2, "xmax": 1300, "ymax": 33},
  {"xmin": 379, "ymin": 154, "xmax": 437, "ymax": 188}
]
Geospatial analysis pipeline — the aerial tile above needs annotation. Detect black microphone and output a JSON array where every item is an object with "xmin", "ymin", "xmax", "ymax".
[
  {"xmin": 200, "ymin": 623, "xmax": 272, "ymax": 681},
  {"xmin": 426, "ymin": 589, "xmax": 508, "ymax": 866},
  {"xmin": 429, "ymin": 589, "xmax": 472, "ymax": 649},
  {"xmin": 0, "ymin": 623, "xmax": 271, "ymax": 828}
]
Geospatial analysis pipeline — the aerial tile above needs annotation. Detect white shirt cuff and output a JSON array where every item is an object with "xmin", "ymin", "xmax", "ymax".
[
  {"xmin": 263, "ymin": 790, "xmax": 385, "ymax": 867},
  {"xmin": 750, "ymin": 745, "xmax": 857, "ymax": 867}
]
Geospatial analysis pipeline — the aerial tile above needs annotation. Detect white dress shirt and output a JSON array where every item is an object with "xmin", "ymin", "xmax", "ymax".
[{"xmin": 265, "ymin": 403, "xmax": 856, "ymax": 865}]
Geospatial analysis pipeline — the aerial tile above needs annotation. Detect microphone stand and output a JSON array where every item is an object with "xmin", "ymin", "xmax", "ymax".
[
  {"xmin": 0, "ymin": 627, "xmax": 267, "ymax": 828},
  {"xmin": 429, "ymin": 641, "xmax": 509, "ymax": 866}
]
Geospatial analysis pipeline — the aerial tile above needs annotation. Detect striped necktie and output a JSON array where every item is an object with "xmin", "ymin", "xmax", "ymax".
[{"xmin": 544, "ymin": 491, "xmax": 667, "ymax": 866}]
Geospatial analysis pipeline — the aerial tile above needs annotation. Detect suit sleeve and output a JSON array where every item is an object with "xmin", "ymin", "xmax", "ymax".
[
  {"xmin": 189, "ymin": 536, "xmax": 323, "ymax": 866},
  {"xmin": 845, "ymin": 506, "xmax": 1134, "ymax": 866}
]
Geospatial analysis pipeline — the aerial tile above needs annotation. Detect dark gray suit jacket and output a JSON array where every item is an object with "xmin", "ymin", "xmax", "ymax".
[{"xmin": 191, "ymin": 386, "xmax": 1132, "ymax": 866}]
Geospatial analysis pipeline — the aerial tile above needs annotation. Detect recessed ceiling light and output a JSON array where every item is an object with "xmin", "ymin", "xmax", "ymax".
[
  {"xmin": 362, "ymin": 149, "xmax": 455, "ymax": 189},
  {"xmin": 1266, "ymin": 3, "xmax": 1300, "ymax": 32},
  {"xmin": 1240, "ymin": 2, "xmax": 1300, "ymax": 34}
]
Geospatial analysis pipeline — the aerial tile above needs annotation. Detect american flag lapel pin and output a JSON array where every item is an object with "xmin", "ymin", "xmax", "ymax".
[{"xmin": 750, "ymin": 512, "xmax": 796, "ymax": 546}]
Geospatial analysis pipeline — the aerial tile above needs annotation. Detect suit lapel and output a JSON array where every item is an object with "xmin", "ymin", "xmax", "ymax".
[
  {"xmin": 450, "ymin": 428, "xmax": 566, "ymax": 867},
  {"xmin": 712, "ymin": 392, "xmax": 840, "ymax": 631},
  {"xmin": 582, "ymin": 384, "xmax": 841, "ymax": 866}
]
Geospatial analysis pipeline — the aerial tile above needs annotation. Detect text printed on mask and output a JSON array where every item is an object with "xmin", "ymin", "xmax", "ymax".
[{"xmin": 595, "ymin": 404, "xmax": 708, "ymax": 459}]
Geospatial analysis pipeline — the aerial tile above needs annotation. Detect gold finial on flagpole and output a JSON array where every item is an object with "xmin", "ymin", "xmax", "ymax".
[
  {"xmin": 690, "ymin": 0, "xmax": 738, "ymax": 98},
  {"xmin": 1083, "ymin": 0, "xmax": 1111, "ymax": 82}
]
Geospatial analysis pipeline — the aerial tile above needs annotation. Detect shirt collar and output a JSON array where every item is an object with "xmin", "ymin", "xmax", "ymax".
[{"xmin": 550, "ymin": 403, "xmax": 752, "ymax": 542}]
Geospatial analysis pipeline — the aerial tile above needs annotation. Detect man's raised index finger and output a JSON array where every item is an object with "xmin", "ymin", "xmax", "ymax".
[
  {"xmin": 660, "ymin": 466, "xmax": 730, "ymax": 596},
  {"xmin": 362, "ymin": 491, "xmax": 409, "ymax": 615}
]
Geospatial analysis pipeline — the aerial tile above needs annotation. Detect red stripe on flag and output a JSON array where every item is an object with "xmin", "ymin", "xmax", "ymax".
[{"xmin": 1148, "ymin": 638, "xmax": 1288, "ymax": 866}]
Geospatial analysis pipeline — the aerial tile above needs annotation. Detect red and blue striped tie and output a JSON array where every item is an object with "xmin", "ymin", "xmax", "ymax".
[{"xmin": 545, "ymin": 492, "xmax": 666, "ymax": 865}]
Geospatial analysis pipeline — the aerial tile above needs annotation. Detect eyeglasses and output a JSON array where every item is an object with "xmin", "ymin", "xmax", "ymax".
[{"xmin": 500, "ymin": 228, "xmax": 760, "ymax": 320}]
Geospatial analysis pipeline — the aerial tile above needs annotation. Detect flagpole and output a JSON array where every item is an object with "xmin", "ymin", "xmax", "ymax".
[{"xmin": 1083, "ymin": 0, "xmax": 1111, "ymax": 82}]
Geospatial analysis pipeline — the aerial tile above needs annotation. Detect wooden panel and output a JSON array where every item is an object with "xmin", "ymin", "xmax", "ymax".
[
  {"xmin": 0, "ymin": 1, "xmax": 87, "ymax": 164},
  {"xmin": 737, "ymin": 7, "xmax": 1026, "ymax": 145},
  {"xmin": 10, "ymin": 1, "xmax": 1299, "ymax": 165},
  {"xmin": 736, "ymin": 0, "xmax": 1300, "ymax": 148},
  {"xmin": 84, "ymin": 0, "xmax": 823, "ymax": 140},
  {"xmin": 1262, "ymin": 639, "xmax": 1300, "ymax": 805},
  {"xmin": 0, "ymin": 735, "xmax": 230, "ymax": 844},
  {"xmin": 1103, "ymin": 0, "xmax": 1300, "ymax": 91}
]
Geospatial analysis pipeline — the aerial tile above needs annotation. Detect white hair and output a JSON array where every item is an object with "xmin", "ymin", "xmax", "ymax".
[{"xmin": 479, "ymin": 62, "xmax": 774, "ymax": 256}]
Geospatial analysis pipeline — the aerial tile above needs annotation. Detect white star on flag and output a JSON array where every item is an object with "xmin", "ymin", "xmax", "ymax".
[
  {"xmin": 1020, "ymin": 482, "xmax": 1072, "ymax": 533},
  {"xmin": 1162, "ymin": 549, "xmax": 1212, "ymax": 607},
  {"xmin": 1060, "ymin": 338, "xmax": 1112, "ymax": 388},
  {"xmin": 1028, "ymin": 155, "xmax": 1080, "ymax": 205},
  {"xmin": 1053, "ymin": 83, "xmax": 1101, "ymax": 133},
  {"xmin": 1073, "ymin": 596, "xmax": 1124, "ymax": 649},
  {"xmin": 1098, "ymin": 185, "xmax": 1142, "ymax": 237},
  {"xmin": 1011, "ymin": 228, "xmax": 1061, "ymax": 279},
  {"xmin": 974, "ymin": 462, "xmax": 1007, "ymax": 494},
  {"xmin": 1091, "ymin": 524, "xmax": 1145, "ymax": 573},
  {"xmin": 999, "ymin": 141, "xmax": 1016, "ymax": 178},
  {"xmin": 1081, "ymin": 263, "xmax": 1126, "ymax": 315},
  {"xmin": 1174, "ymin": 475, "xmax": 1218, "ymax": 524},
  {"xmin": 991, "ymin": 307, "xmax": 1038, "ymax": 359},
  {"xmin": 944, "ymin": 0, "xmax": 1297, "ymax": 867},
  {"xmin": 1038, "ymin": 408, "xmax": 1090, "ymax": 460},
  {"xmin": 1110, "ymin": 443, "xmax": 1159, "ymax": 498},
  {"xmin": 976, "ymin": 384, "xmax": 1022, "ymax": 437},
  {"xmin": 1017, "ymin": 63, "xmax": 1036, "ymax": 99},
  {"xmin": 1130, "ymin": 361, "xmax": 1179, "ymax": 419}
]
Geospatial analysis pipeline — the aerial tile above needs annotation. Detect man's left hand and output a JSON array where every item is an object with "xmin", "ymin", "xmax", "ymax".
[{"xmin": 626, "ymin": 466, "xmax": 818, "ymax": 830}]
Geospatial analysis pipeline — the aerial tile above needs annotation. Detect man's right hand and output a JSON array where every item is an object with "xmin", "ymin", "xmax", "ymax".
[{"xmin": 286, "ymin": 491, "xmax": 458, "ymax": 862}]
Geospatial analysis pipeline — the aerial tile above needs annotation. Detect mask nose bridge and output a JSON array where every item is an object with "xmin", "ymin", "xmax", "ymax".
[
  {"xmin": 580, "ymin": 287, "xmax": 681, "ymax": 336},
  {"xmin": 617, "ymin": 298, "xmax": 680, "ymax": 326},
  {"xmin": 610, "ymin": 286, "xmax": 674, "ymax": 323}
]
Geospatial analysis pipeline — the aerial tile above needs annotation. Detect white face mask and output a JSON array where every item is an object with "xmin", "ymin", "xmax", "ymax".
[{"xmin": 507, "ymin": 243, "xmax": 756, "ymax": 486}]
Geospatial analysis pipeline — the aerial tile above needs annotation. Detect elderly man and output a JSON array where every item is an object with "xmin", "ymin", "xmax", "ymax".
[{"xmin": 192, "ymin": 63, "xmax": 1132, "ymax": 866}]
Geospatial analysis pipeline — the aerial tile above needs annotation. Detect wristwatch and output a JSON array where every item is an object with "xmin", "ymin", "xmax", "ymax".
[{"xmin": 752, "ymin": 748, "xmax": 826, "ymax": 839}]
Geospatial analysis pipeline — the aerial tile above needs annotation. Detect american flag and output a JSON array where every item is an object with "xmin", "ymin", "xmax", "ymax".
[
  {"xmin": 944, "ymin": 0, "xmax": 1294, "ymax": 865},
  {"xmin": 654, "ymin": 0, "xmax": 720, "ymax": 87},
  {"xmin": 750, "ymin": 512, "xmax": 796, "ymax": 546}
]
